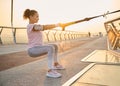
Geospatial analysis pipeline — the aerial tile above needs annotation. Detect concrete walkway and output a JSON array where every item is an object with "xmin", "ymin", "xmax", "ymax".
[
  {"xmin": 0, "ymin": 44, "xmax": 27, "ymax": 55},
  {"xmin": 0, "ymin": 36, "xmax": 116, "ymax": 86}
]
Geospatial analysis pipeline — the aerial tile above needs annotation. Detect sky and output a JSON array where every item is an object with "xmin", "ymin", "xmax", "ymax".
[{"xmin": 0, "ymin": 0, "xmax": 120, "ymax": 33}]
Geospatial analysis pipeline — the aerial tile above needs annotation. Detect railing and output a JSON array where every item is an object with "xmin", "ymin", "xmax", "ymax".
[
  {"xmin": 0, "ymin": 26, "xmax": 90, "ymax": 45},
  {"xmin": 104, "ymin": 17, "xmax": 120, "ymax": 50}
]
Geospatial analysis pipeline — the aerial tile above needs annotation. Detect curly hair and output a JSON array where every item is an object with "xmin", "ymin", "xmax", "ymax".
[{"xmin": 23, "ymin": 9, "xmax": 37, "ymax": 19}]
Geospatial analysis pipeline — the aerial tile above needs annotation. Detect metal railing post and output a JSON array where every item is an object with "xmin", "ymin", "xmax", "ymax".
[{"xmin": 0, "ymin": 27, "xmax": 3, "ymax": 44}]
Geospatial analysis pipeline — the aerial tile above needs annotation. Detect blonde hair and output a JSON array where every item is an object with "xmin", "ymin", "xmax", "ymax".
[{"xmin": 23, "ymin": 9, "xmax": 37, "ymax": 19}]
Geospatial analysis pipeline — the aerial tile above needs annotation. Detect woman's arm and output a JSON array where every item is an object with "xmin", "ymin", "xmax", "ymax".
[
  {"xmin": 43, "ymin": 23, "xmax": 60, "ymax": 30},
  {"xmin": 32, "ymin": 24, "xmax": 60, "ymax": 31}
]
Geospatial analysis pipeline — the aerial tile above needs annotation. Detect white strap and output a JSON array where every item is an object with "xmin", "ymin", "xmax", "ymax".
[{"xmin": 34, "ymin": 24, "xmax": 43, "ymax": 31}]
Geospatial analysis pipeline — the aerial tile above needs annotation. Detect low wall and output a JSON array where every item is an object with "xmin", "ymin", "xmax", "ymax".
[{"xmin": 47, "ymin": 37, "xmax": 95, "ymax": 53}]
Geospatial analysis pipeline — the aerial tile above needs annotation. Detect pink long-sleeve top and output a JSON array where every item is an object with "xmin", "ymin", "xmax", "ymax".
[{"xmin": 27, "ymin": 24, "xmax": 43, "ymax": 49}]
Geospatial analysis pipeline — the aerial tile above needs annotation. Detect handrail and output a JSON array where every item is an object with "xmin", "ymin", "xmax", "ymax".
[
  {"xmin": 104, "ymin": 17, "xmax": 120, "ymax": 50},
  {"xmin": 0, "ymin": 26, "xmax": 90, "ymax": 45}
]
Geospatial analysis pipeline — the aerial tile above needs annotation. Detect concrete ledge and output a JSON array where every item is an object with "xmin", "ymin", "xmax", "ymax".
[
  {"xmin": 81, "ymin": 50, "xmax": 120, "ymax": 65},
  {"xmin": 62, "ymin": 63, "xmax": 95, "ymax": 86},
  {"xmin": 69, "ymin": 64, "xmax": 120, "ymax": 86}
]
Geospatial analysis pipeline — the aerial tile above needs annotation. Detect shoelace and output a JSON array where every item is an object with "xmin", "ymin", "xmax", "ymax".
[{"xmin": 50, "ymin": 70, "xmax": 58, "ymax": 74}]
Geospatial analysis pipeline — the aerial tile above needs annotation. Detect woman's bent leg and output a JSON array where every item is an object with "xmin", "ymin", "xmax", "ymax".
[
  {"xmin": 48, "ymin": 44, "xmax": 58, "ymax": 62},
  {"xmin": 28, "ymin": 45, "xmax": 56, "ymax": 69}
]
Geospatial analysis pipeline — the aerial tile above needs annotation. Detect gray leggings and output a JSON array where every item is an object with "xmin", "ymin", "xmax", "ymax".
[{"xmin": 28, "ymin": 44, "xmax": 58, "ymax": 69}]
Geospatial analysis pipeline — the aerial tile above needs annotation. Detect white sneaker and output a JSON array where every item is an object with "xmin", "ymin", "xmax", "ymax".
[{"xmin": 46, "ymin": 70, "xmax": 62, "ymax": 78}]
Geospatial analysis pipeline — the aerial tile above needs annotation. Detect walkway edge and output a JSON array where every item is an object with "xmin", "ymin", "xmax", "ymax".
[{"xmin": 62, "ymin": 63, "xmax": 95, "ymax": 86}]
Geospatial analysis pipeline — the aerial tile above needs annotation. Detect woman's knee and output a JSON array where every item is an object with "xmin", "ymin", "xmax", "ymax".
[
  {"xmin": 50, "ymin": 44, "xmax": 58, "ymax": 50},
  {"xmin": 48, "ymin": 45, "xmax": 55, "ymax": 52}
]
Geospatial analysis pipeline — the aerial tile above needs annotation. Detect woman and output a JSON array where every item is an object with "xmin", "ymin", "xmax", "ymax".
[{"xmin": 23, "ymin": 9, "xmax": 65, "ymax": 78}]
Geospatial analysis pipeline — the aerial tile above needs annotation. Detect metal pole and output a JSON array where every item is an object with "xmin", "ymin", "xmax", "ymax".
[{"xmin": 11, "ymin": 0, "xmax": 16, "ymax": 44}]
